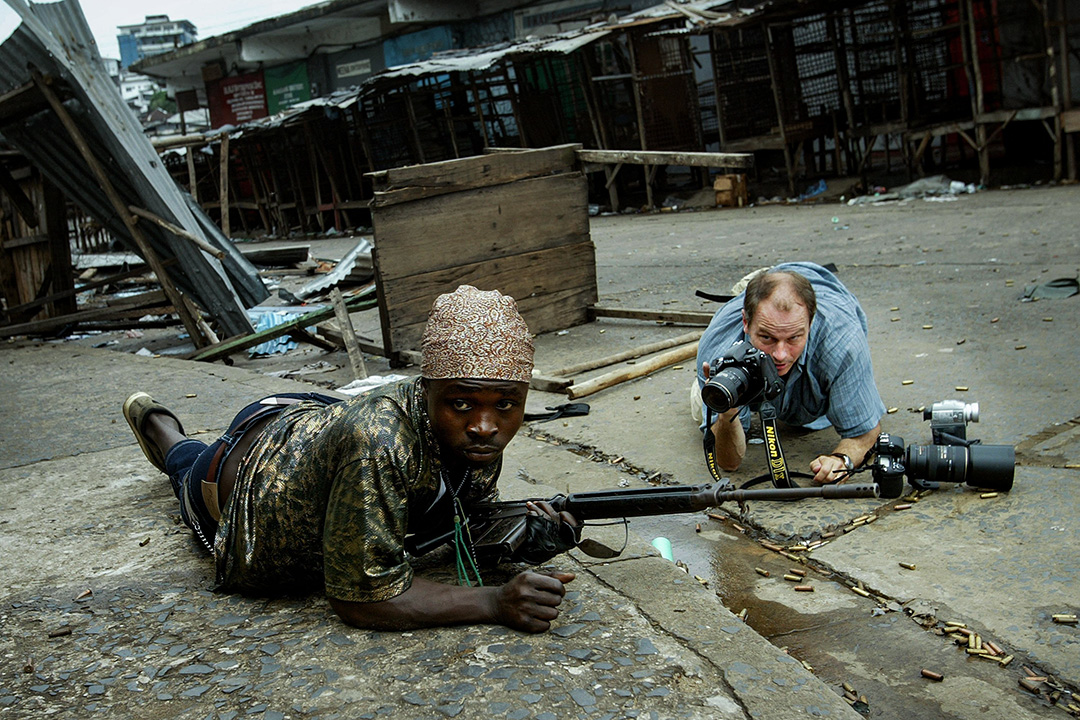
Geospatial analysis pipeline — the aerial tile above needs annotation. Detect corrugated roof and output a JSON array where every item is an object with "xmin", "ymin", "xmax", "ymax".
[{"xmin": 0, "ymin": 0, "xmax": 265, "ymax": 336}]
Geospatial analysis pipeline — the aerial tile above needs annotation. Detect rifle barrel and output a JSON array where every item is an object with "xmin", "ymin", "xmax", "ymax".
[
  {"xmin": 713, "ymin": 483, "xmax": 880, "ymax": 504},
  {"xmin": 557, "ymin": 482, "xmax": 879, "ymax": 520}
]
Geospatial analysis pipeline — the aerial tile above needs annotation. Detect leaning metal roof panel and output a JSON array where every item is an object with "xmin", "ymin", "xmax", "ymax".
[{"xmin": 0, "ymin": 0, "xmax": 265, "ymax": 336}]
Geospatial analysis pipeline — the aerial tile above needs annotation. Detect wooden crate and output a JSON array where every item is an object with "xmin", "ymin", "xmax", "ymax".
[
  {"xmin": 713, "ymin": 173, "xmax": 748, "ymax": 208},
  {"xmin": 368, "ymin": 144, "xmax": 597, "ymax": 361}
]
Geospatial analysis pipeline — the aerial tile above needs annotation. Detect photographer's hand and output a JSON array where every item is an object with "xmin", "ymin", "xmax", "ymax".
[
  {"xmin": 810, "ymin": 454, "xmax": 848, "ymax": 484},
  {"xmin": 810, "ymin": 424, "xmax": 882, "ymax": 484}
]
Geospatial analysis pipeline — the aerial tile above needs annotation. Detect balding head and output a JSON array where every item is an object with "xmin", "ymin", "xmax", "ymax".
[{"xmin": 743, "ymin": 270, "xmax": 816, "ymax": 326}]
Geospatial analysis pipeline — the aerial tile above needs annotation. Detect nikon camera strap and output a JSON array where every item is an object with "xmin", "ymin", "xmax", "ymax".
[{"xmin": 703, "ymin": 400, "xmax": 798, "ymax": 489}]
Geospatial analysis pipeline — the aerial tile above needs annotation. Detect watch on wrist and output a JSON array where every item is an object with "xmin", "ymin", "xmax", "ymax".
[{"xmin": 830, "ymin": 453, "xmax": 854, "ymax": 471}]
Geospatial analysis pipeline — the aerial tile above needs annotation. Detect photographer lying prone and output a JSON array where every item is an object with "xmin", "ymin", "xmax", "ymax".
[{"xmin": 695, "ymin": 262, "xmax": 886, "ymax": 484}]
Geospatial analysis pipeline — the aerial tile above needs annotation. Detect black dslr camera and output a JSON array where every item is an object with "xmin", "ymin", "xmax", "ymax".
[
  {"xmin": 871, "ymin": 400, "xmax": 1015, "ymax": 499},
  {"xmin": 701, "ymin": 340, "xmax": 785, "ymax": 413}
]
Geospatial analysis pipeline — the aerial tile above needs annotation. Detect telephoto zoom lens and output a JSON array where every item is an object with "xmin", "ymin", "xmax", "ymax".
[
  {"xmin": 905, "ymin": 443, "xmax": 1015, "ymax": 491},
  {"xmin": 701, "ymin": 366, "xmax": 751, "ymax": 413}
]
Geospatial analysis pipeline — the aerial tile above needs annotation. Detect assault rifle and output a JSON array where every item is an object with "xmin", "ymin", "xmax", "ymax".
[{"xmin": 406, "ymin": 481, "xmax": 880, "ymax": 565}]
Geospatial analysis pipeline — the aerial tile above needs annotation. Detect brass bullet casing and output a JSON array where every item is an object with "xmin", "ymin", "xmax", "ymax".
[
  {"xmin": 794, "ymin": 585, "xmax": 814, "ymax": 592},
  {"xmin": 1052, "ymin": 614, "xmax": 1078, "ymax": 624},
  {"xmin": 899, "ymin": 562, "xmax": 917, "ymax": 570},
  {"xmin": 1018, "ymin": 678, "xmax": 1042, "ymax": 694},
  {"xmin": 894, "ymin": 503, "xmax": 913, "ymax": 510},
  {"xmin": 754, "ymin": 567, "xmax": 770, "ymax": 577},
  {"xmin": 783, "ymin": 574, "xmax": 802, "ymax": 582},
  {"xmin": 852, "ymin": 587, "xmax": 871, "ymax": 597},
  {"xmin": 920, "ymin": 669, "xmax": 943, "ymax": 681},
  {"xmin": 788, "ymin": 568, "xmax": 807, "ymax": 577},
  {"xmin": 842, "ymin": 682, "xmax": 856, "ymax": 694}
]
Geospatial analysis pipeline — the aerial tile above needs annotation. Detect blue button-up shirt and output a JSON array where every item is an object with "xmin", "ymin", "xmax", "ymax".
[{"xmin": 697, "ymin": 262, "xmax": 885, "ymax": 438}]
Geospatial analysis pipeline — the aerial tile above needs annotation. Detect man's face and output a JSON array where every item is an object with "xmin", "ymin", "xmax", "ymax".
[
  {"xmin": 425, "ymin": 378, "xmax": 528, "ymax": 469},
  {"xmin": 743, "ymin": 297, "xmax": 810, "ymax": 377}
]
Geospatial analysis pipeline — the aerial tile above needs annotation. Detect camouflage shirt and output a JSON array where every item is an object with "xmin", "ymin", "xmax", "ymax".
[{"xmin": 213, "ymin": 377, "xmax": 500, "ymax": 602}]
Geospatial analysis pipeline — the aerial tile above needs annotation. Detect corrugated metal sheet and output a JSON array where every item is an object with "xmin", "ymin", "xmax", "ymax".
[{"xmin": 0, "ymin": 0, "xmax": 265, "ymax": 337}]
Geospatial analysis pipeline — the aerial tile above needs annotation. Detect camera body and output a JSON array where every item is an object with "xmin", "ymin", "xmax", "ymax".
[
  {"xmin": 870, "ymin": 400, "xmax": 1014, "ymax": 499},
  {"xmin": 701, "ymin": 341, "xmax": 785, "ymax": 414}
]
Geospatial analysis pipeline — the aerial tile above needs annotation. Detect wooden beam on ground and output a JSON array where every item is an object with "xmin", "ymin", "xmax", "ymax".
[
  {"xmin": 588, "ymin": 306, "xmax": 713, "ymax": 326},
  {"xmin": 530, "ymin": 374, "xmax": 574, "ymax": 393},
  {"xmin": 239, "ymin": 244, "xmax": 311, "ymax": 267},
  {"xmin": 546, "ymin": 330, "xmax": 704, "ymax": 378},
  {"xmin": 188, "ymin": 290, "xmax": 377, "ymax": 362},
  {"xmin": 0, "ymin": 258, "xmax": 176, "ymax": 322},
  {"xmin": 0, "ymin": 290, "xmax": 168, "ymax": 337},
  {"xmin": 567, "ymin": 341, "xmax": 699, "ymax": 400}
]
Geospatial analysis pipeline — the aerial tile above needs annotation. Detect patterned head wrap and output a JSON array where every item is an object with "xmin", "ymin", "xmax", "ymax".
[{"xmin": 421, "ymin": 285, "xmax": 534, "ymax": 383}]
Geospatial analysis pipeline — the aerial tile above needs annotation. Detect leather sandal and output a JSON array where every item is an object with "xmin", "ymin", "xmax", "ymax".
[{"xmin": 123, "ymin": 392, "xmax": 185, "ymax": 473}]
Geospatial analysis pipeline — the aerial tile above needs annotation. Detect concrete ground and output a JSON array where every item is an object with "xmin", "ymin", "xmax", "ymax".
[{"xmin": 2, "ymin": 184, "xmax": 1079, "ymax": 719}]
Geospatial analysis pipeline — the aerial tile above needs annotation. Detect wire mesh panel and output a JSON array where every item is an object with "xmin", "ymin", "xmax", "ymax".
[
  {"xmin": 357, "ymin": 88, "xmax": 420, "ymax": 170},
  {"xmin": 902, "ymin": 0, "xmax": 968, "ymax": 123},
  {"xmin": 789, "ymin": 13, "xmax": 842, "ymax": 122},
  {"xmin": 581, "ymin": 34, "xmax": 640, "ymax": 150},
  {"xmin": 513, "ymin": 55, "xmax": 594, "ymax": 147},
  {"xmin": 710, "ymin": 25, "xmax": 777, "ymax": 142},
  {"xmin": 841, "ymin": 0, "xmax": 902, "ymax": 125},
  {"xmin": 632, "ymin": 30, "xmax": 703, "ymax": 150},
  {"xmin": 972, "ymin": 0, "xmax": 1051, "ymax": 111}
]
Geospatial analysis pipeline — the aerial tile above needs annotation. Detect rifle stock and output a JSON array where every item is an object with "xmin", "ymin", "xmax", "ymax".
[{"xmin": 406, "ymin": 482, "xmax": 880, "ymax": 564}]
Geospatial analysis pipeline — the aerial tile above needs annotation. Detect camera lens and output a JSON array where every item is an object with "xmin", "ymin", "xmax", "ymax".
[
  {"xmin": 701, "ymin": 366, "xmax": 750, "ymax": 413},
  {"xmin": 905, "ymin": 443, "xmax": 1015, "ymax": 491}
]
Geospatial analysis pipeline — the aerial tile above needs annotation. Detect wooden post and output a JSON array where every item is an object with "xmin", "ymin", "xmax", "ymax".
[
  {"xmin": 469, "ymin": 76, "xmax": 491, "ymax": 147},
  {"xmin": 218, "ymin": 133, "xmax": 231, "ymax": 238},
  {"xmin": 1042, "ymin": 0, "xmax": 1064, "ymax": 181},
  {"xmin": 185, "ymin": 146, "xmax": 198, "ymax": 199},
  {"xmin": 404, "ymin": 85, "xmax": 427, "ymax": 164},
  {"xmin": 764, "ymin": 24, "xmax": 796, "ymax": 196},
  {"xmin": 331, "ymin": 286, "xmax": 368, "ymax": 381},
  {"xmin": 964, "ymin": 0, "xmax": 991, "ymax": 186},
  {"xmin": 626, "ymin": 32, "xmax": 654, "ymax": 208},
  {"xmin": 1059, "ymin": 0, "xmax": 1076, "ymax": 180},
  {"xmin": 30, "ymin": 69, "xmax": 207, "ymax": 347}
]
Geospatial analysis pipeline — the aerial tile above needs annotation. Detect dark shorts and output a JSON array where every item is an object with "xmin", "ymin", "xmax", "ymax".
[{"xmin": 164, "ymin": 392, "xmax": 341, "ymax": 552}]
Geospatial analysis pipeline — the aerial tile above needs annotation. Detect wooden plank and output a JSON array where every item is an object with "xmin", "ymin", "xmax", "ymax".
[
  {"xmin": 577, "ymin": 149, "xmax": 754, "ymax": 169},
  {"xmin": 372, "ymin": 173, "xmax": 589, "ymax": 281},
  {"xmin": 380, "ymin": 241, "xmax": 597, "ymax": 330},
  {"xmin": 369, "ymin": 144, "xmax": 580, "ymax": 199},
  {"xmin": 588, "ymin": 306, "xmax": 713, "ymax": 325},
  {"xmin": 1, "ymin": 233, "xmax": 48, "ymax": 250}
]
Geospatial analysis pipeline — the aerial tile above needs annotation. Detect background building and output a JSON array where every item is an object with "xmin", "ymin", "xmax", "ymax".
[
  {"xmin": 117, "ymin": 14, "xmax": 197, "ymax": 70},
  {"xmin": 115, "ymin": 15, "xmax": 198, "ymax": 127}
]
